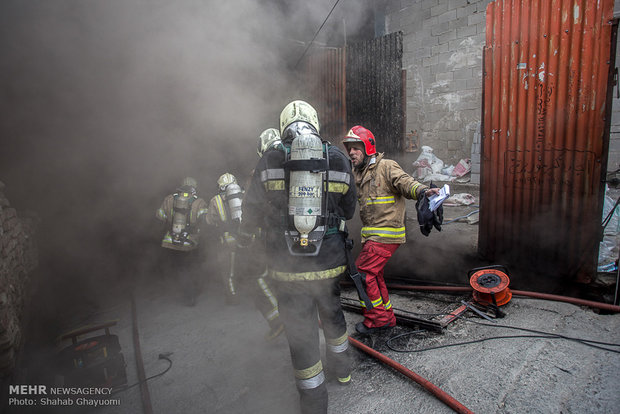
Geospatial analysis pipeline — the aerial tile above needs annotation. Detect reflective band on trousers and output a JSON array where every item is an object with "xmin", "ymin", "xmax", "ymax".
[
  {"xmin": 258, "ymin": 277, "xmax": 278, "ymax": 309},
  {"xmin": 360, "ymin": 296, "xmax": 384, "ymax": 309},
  {"xmin": 360, "ymin": 226, "xmax": 406, "ymax": 238},
  {"xmin": 366, "ymin": 196, "xmax": 395, "ymax": 205},
  {"xmin": 295, "ymin": 361, "xmax": 325, "ymax": 390},
  {"xmin": 269, "ymin": 265, "xmax": 346, "ymax": 282},
  {"xmin": 326, "ymin": 333, "xmax": 349, "ymax": 353},
  {"xmin": 384, "ymin": 299, "xmax": 392, "ymax": 310}
]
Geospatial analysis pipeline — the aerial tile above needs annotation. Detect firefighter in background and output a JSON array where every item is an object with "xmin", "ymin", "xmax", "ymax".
[
  {"xmin": 243, "ymin": 101, "xmax": 357, "ymax": 414},
  {"xmin": 251, "ymin": 127, "xmax": 285, "ymax": 340},
  {"xmin": 206, "ymin": 173, "xmax": 244, "ymax": 305},
  {"xmin": 342, "ymin": 126, "xmax": 439, "ymax": 334},
  {"xmin": 156, "ymin": 176, "xmax": 209, "ymax": 306}
]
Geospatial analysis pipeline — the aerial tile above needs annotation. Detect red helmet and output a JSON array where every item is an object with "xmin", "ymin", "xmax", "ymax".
[{"xmin": 343, "ymin": 125, "xmax": 376, "ymax": 156}]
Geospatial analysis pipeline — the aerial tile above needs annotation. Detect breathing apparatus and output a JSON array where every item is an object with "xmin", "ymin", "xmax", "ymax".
[
  {"xmin": 280, "ymin": 100, "xmax": 329, "ymax": 256},
  {"xmin": 170, "ymin": 188, "xmax": 197, "ymax": 247}
]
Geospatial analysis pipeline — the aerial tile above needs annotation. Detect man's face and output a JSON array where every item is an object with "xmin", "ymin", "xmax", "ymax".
[{"xmin": 346, "ymin": 142, "xmax": 366, "ymax": 168}]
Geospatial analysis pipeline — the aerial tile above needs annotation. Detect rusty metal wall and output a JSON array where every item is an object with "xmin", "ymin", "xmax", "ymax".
[
  {"xmin": 479, "ymin": 0, "xmax": 615, "ymax": 286},
  {"xmin": 302, "ymin": 48, "xmax": 347, "ymax": 143},
  {"xmin": 346, "ymin": 31, "xmax": 404, "ymax": 155}
]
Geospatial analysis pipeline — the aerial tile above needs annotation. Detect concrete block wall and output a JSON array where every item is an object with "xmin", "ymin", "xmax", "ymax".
[
  {"xmin": 0, "ymin": 181, "xmax": 38, "ymax": 375},
  {"xmin": 385, "ymin": 0, "xmax": 493, "ymax": 183},
  {"xmin": 386, "ymin": 0, "xmax": 620, "ymax": 184}
]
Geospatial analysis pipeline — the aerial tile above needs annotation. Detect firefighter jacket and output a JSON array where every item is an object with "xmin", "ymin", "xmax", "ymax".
[
  {"xmin": 242, "ymin": 144, "xmax": 357, "ymax": 281},
  {"xmin": 156, "ymin": 193, "xmax": 209, "ymax": 251},
  {"xmin": 353, "ymin": 153, "xmax": 428, "ymax": 244}
]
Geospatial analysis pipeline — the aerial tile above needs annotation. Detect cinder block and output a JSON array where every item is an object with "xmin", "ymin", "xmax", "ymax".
[
  {"xmin": 438, "ymin": 30, "xmax": 457, "ymax": 44},
  {"xmin": 454, "ymin": 67, "xmax": 473, "ymax": 79},
  {"xmin": 435, "ymin": 71, "xmax": 454, "ymax": 82},
  {"xmin": 423, "ymin": 55, "xmax": 439, "ymax": 67},
  {"xmin": 471, "ymin": 163, "xmax": 481, "ymax": 174},
  {"xmin": 432, "ymin": 22, "xmax": 451, "ymax": 36},
  {"xmin": 432, "ymin": 42, "xmax": 450, "ymax": 55},
  {"xmin": 468, "ymin": 10, "xmax": 486, "ymax": 26},
  {"xmin": 457, "ymin": 4, "xmax": 478, "ymax": 19},
  {"xmin": 470, "ymin": 172, "xmax": 481, "ymax": 184},
  {"xmin": 449, "ymin": 0, "xmax": 471, "ymax": 11},
  {"xmin": 457, "ymin": 24, "xmax": 478, "ymax": 39},
  {"xmin": 431, "ymin": 3, "xmax": 449, "ymax": 17},
  {"xmin": 438, "ymin": 10, "xmax": 457, "ymax": 25}
]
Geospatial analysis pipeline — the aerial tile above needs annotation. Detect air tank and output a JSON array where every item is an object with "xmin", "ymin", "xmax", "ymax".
[
  {"xmin": 288, "ymin": 133, "xmax": 323, "ymax": 246},
  {"xmin": 225, "ymin": 183, "xmax": 243, "ymax": 222}
]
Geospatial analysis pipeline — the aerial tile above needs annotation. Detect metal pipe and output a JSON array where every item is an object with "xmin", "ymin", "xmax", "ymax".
[
  {"xmin": 348, "ymin": 336, "xmax": 475, "ymax": 414},
  {"xmin": 131, "ymin": 293, "xmax": 153, "ymax": 414}
]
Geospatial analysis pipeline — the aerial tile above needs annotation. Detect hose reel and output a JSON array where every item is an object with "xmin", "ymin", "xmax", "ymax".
[{"xmin": 468, "ymin": 265, "xmax": 512, "ymax": 306}]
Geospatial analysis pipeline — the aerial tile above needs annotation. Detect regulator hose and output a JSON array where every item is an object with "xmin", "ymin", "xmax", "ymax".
[{"xmin": 348, "ymin": 336, "xmax": 475, "ymax": 414}]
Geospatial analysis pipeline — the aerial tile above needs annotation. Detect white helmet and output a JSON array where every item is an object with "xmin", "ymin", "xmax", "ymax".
[
  {"xmin": 181, "ymin": 176, "xmax": 198, "ymax": 191},
  {"xmin": 257, "ymin": 128, "xmax": 281, "ymax": 157},
  {"xmin": 217, "ymin": 173, "xmax": 237, "ymax": 191},
  {"xmin": 279, "ymin": 100, "xmax": 320, "ymax": 135}
]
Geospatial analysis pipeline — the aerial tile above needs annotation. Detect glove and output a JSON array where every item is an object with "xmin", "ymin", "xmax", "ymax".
[{"xmin": 415, "ymin": 183, "xmax": 443, "ymax": 236}]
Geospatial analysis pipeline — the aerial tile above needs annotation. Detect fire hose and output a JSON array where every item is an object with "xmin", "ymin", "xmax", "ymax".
[
  {"xmin": 380, "ymin": 283, "xmax": 620, "ymax": 313},
  {"xmin": 348, "ymin": 336, "xmax": 475, "ymax": 414}
]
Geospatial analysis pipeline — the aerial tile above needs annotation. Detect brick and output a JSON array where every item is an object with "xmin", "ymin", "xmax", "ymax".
[
  {"xmin": 457, "ymin": 4, "xmax": 478, "ymax": 19},
  {"xmin": 454, "ymin": 67, "xmax": 473, "ymax": 79},
  {"xmin": 431, "ymin": 3, "xmax": 449, "ymax": 17},
  {"xmin": 423, "ymin": 16, "xmax": 439, "ymax": 31},
  {"xmin": 436, "ymin": 71, "xmax": 454, "ymax": 82},
  {"xmin": 438, "ymin": 10, "xmax": 457, "ymax": 25},
  {"xmin": 470, "ymin": 172, "xmax": 481, "ymax": 184},
  {"xmin": 457, "ymin": 24, "xmax": 478, "ymax": 39},
  {"xmin": 469, "ymin": 12, "xmax": 485, "ymax": 26},
  {"xmin": 449, "ymin": 0, "xmax": 470, "ymax": 10},
  {"xmin": 432, "ymin": 42, "xmax": 450, "ymax": 55},
  {"xmin": 431, "ymin": 21, "xmax": 451, "ymax": 36},
  {"xmin": 438, "ymin": 30, "xmax": 457, "ymax": 44}
]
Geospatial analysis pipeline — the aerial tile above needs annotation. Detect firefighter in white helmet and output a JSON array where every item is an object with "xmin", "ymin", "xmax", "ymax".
[
  {"xmin": 205, "ymin": 173, "xmax": 244, "ymax": 305},
  {"xmin": 242, "ymin": 101, "xmax": 356, "ymax": 413},
  {"xmin": 257, "ymin": 127, "xmax": 282, "ymax": 157},
  {"xmin": 156, "ymin": 176, "xmax": 209, "ymax": 306}
]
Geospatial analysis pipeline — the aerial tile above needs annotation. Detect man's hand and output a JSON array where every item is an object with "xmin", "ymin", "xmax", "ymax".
[{"xmin": 424, "ymin": 187, "xmax": 441, "ymax": 198}]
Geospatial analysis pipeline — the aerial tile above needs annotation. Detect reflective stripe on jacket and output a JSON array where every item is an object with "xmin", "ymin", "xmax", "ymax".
[{"xmin": 353, "ymin": 153, "xmax": 428, "ymax": 244}]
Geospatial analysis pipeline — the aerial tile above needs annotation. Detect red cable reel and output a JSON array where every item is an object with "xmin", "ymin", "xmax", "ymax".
[{"xmin": 468, "ymin": 265, "xmax": 512, "ymax": 306}]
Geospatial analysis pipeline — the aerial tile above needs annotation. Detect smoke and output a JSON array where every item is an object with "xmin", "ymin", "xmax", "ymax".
[{"xmin": 0, "ymin": 0, "xmax": 374, "ymax": 383}]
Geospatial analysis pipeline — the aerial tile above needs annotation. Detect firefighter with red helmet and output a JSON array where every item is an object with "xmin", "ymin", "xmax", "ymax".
[
  {"xmin": 156, "ymin": 176, "xmax": 209, "ymax": 305},
  {"xmin": 342, "ymin": 126, "xmax": 439, "ymax": 334},
  {"xmin": 243, "ymin": 101, "xmax": 356, "ymax": 413}
]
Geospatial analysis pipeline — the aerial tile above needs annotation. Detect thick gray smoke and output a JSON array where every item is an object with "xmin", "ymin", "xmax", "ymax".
[{"xmin": 0, "ymin": 0, "xmax": 373, "ymax": 385}]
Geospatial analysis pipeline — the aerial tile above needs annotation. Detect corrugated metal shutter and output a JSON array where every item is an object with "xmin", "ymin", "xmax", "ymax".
[
  {"xmin": 346, "ymin": 31, "xmax": 404, "ymax": 155},
  {"xmin": 303, "ymin": 48, "xmax": 347, "ymax": 142},
  {"xmin": 479, "ymin": 0, "xmax": 615, "ymax": 286}
]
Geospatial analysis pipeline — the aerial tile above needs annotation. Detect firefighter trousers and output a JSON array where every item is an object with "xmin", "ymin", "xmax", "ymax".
[
  {"xmin": 356, "ymin": 240, "xmax": 399, "ymax": 329},
  {"xmin": 273, "ymin": 276, "xmax": 351, "ymax": 414}
]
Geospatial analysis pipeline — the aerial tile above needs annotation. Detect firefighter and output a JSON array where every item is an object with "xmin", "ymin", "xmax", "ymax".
[
  {"xmin": 156, "ymin": 176, "xmax": 209, "ymax": 306},
  {"xmin": 243, "ymin": 101, "xmax": 357, "ymax": 414},
  {"xmin": 257, "ymin": 127, "xmax": 282, "ymax": 157},
  {"xmin": 205, "ymin": 173, "xmax": 244, "ymax": 305},
  {"xmin": 342, "ymin": 126, "xmax": 439, "ymax": 334}
]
